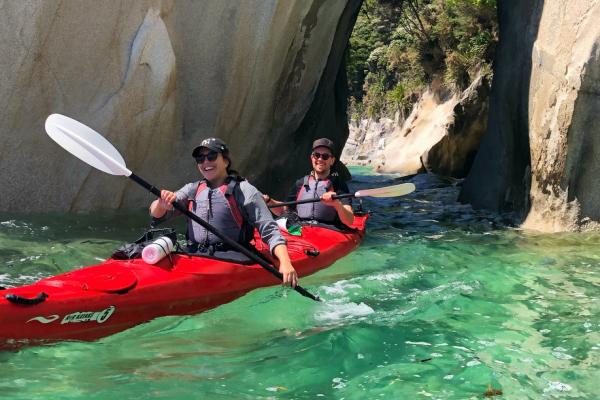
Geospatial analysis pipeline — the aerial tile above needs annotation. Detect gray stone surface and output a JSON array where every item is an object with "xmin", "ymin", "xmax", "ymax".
[
  {"xmin": 459, "ymin": 0, "xmax": 542, "ymax": 218},
  {"xmin": 460, "ymin": 0, "xmax": 600, "ymax": 232},
  {"xmin": 341, "ymin": 74, "xmax": 488, "ymax": 179},
  {"xmin": 0, "ymin": 0, "xmax": 361, "ymax": 212}
]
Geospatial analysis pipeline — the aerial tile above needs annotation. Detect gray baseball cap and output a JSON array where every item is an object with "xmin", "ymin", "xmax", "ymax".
[{"xmin": 312, "ymin": 138, "xmax": 335, "ymax": 153}]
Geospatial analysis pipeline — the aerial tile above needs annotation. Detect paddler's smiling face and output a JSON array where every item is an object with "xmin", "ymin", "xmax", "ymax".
[
  {"xmin": 311, "ymin": 146, "xmax": 334, "ymax": 175},
  {"xmin": 196, "ymin": 149, "xmax": 228, "ymax": 184}
]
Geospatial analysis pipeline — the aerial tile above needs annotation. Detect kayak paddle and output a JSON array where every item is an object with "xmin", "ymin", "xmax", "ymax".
[
  {"xmin": 268, "ymin": 182, "xmax": 416, "ymax": 208},
  {"xmin": 44, "ymin": 114, "xmax": 320, "ymax": 302}
]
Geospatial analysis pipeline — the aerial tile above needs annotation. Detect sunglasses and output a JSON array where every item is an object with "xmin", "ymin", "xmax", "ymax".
[
  {"xmin": 195, "ymin": 151, "xmax": 219, "ymax": 164},
  {"xmin": 311, "ymin": 151, "xmax": 332, "ymax": 161}
]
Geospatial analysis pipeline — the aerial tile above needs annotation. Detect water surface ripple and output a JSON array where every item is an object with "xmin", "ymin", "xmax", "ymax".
[{"xmin": 1, "ymin": 168, "xmax": 598, "ymax": 399}]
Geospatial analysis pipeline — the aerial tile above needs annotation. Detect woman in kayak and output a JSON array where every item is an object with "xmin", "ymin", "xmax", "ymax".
[
  {"xmin": 149, "ymin": 138, "xmax": 298, "ymax": 287},
  {"xmin": 265, "ymin": 138, "xmax": 355, "ymax": 227}
]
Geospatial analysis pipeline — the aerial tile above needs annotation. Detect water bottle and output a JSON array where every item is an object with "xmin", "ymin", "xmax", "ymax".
[
  {"xmin": 142, "ymin": 236, "xmax": 174, "ymax": 264},
  {"xmin": 276, "ymin": 217, "xmax": 288, "ymax": 231}
]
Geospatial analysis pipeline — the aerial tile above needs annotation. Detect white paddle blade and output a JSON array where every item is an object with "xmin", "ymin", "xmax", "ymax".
[
  {"xmin": 45, "ymin": 114, "xmax": 131, "ymax": 176},
  {"xmin": 355, "ymin": 182, "xmax": 416, "ymax": 198}
]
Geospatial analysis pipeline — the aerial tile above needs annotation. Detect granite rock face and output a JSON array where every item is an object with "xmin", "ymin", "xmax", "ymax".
[
  {"xmin": 341, "ymin": 74, "xmax": 489, "ymax": 179},
  {"xmin": 422, "ymin": 74, "xmax": 489, "ymax": 178},
  {"xmin": 460, "ymin": 0, "xmax": 600, "ymax": 232},
  {"xmin": 341, "ymin": 117, "xmax": 394, "ymax": 168},
  {"xmin": 0, "ymin": 0, "xmax": 361, "ymax": 212}
]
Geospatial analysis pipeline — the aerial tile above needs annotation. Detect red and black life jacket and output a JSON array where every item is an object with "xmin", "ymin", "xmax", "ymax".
[
  {"xmin": 187, "ymin": 176, "xmax": 252, "ymax": 247},
  {"xmin": 295, "ymin": 174, "xmax": 338, "ymax": 222}
]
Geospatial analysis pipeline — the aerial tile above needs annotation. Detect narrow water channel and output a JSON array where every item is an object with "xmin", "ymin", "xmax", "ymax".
[{"xmin": 1, "ymin": 168, "xmax": 598, "ymax": 399}]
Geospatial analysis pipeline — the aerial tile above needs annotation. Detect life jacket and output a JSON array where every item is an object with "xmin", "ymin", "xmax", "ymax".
[
  {"xmin": 296, "ymin": 174, "xmax": 338, "ymax": 222},
  {"xmin": 187, "ymin": 176, "xmax": 252, "ymax": 247}
]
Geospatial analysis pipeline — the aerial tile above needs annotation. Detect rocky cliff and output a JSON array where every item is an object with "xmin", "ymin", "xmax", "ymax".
[
  {"xmin": 0, "ymin": 0, "xmax": 361, "ymax": 212},
  {"xmin": 460, "ymin": 0, "xmax": 600, "ymax": 232},
  {"xmin": 341, "ymin": 73, "xmax": 489, "ymax": 178}
]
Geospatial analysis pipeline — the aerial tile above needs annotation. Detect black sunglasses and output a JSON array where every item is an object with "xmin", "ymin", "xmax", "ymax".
[
  {"xmin": 311, "ymin": 151, "xmax": 332, "ymax": 161},
  {"xmin": 195, "ymin": 151, "xmax": 219, "ymax": 164}
]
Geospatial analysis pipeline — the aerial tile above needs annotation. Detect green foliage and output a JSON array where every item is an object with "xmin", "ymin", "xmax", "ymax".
[
  {"xmin": 386, "ymin": 83, "xmax": 406, "ymax": 111},
  {"xmin": 347, "ymin": 0, "xmax": 498, "ymax": 119}
]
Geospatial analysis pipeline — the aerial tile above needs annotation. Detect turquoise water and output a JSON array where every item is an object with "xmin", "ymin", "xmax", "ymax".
[{"xmin": 1, "ymin": 168, "xmax": 599, "ymax": 399}]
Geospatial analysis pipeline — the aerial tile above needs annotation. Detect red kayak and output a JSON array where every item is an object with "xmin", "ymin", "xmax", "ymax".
[{"xmin": 0, "ymin": 215, "xmax": 367, "ymax": 348}]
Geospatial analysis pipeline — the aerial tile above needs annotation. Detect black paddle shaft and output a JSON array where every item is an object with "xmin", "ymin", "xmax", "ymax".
[
  {"xmin": 128, "ymin": 173, "xmax": 320, "ymax": 302},
  {"xmin": 268, "ymin": 193, "xmax": 354, "ymax": 209}
]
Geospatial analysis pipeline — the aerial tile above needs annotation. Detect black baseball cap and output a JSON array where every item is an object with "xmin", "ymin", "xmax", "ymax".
[
  {"xmin": 312, "ymin": 138, "xmax": 334, "ymax": 153},
  {"xmin": 192, "ymin": 137, "xmax": 229, "ymax": 157}
]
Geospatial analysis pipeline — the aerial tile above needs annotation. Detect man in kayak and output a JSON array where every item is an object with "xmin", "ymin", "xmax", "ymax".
[
  {"xmin": 149, "ymin": 138, "xmax": 298, "ymax": 287},
  {"xmin": 265, "ymin": 138, "xmax": 355, "ymax": 227}
]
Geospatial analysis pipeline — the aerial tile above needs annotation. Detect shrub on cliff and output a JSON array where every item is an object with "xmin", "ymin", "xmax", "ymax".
[{"xmin": 347, "ymin": 0, "xmax": 497, "ymax": 119}]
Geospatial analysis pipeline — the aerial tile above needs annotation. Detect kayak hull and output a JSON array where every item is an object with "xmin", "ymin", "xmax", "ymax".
[{"xmin": 0, "ymin": 216, "xmax": 367, "ymax": 347}]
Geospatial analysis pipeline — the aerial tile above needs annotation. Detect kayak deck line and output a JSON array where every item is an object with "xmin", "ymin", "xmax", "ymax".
[{"xmin": 0, "ymin": 215, "xmax": 368, "ymax": 348}]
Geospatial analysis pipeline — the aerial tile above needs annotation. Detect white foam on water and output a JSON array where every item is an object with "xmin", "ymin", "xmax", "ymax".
[
  {"xmin": 544, "ymin": 381, "xmax": 572, "ymax": 392},
  {"xmin": 17, "ymin": 255, "xmax": 41, "ymax": 263},
  {"xmin": 0, "ymin": 275, "xmax": 12, "ymax": 288},
  {"xmin": 265, "ymin": 386, "xmax": 288, "ymax": 392},
  {"xmin": 452, "ymin": 346, "xmax": 472, "ymax": 353},
  {"xmin": 466, "ymin": 359, "xmax": 481, "ymax": 367},
  {"xmin": 0, "ymin": 273, "xmax": 45, "ymax": 286},
  {"xmin": 320, "ymin": 280, "xmax": 362, "ymax": 296},
  {"xmin": 453, "ymin": 282, "xmax": 475, "ymax": 293},
  {"xmin": 365, "ymin": 271, "xmax": 407, "ymax": 282},
  {"xmin": 332, "ymin": 377, "xmax": 346, "ymax": 389},
  {"xmin": 315, "ymin": 300, "xmax": 374, "ymax": 324},
  {"xmin": 405, "ymin": 341, "xmax": 432, "ymax": 346},
  {"xmin": 401, "ymin": 306, "xmax": 418, "ymax": 315},
  {"xmin": 551, "ymin": 351, "xmax": 573, "ymax": 360}
]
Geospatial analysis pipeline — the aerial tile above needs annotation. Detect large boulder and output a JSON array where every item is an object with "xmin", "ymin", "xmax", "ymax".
[
  {"xmin": 375, "ymin": 88, "xmax": 458, "ymax": 176},
  {"xmin": 422, "ymin": 74, "xmax": 489, "ymax": 178},
  {"xmin": 0, "ymin": 0, "xmax": 361, "ymax": 212},
  {"xmin": 460, "ymin": 0, "xmax": 600, "ymax": 231}
]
